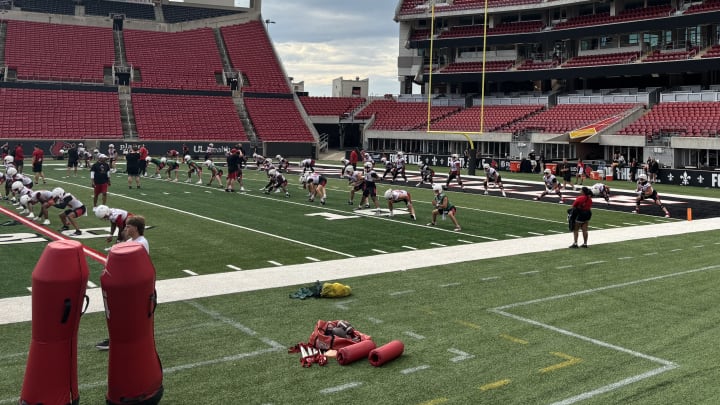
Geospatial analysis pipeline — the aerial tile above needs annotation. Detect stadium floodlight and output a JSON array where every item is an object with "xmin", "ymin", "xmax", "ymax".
[{"xmin": 264, "ymin": 19, "xmax": 275, "ymax": 32}]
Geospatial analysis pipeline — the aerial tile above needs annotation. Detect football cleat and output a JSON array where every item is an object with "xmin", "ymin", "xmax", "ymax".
[
  {"xmin": 320, "ymin": 198, "xmax": 326, "ymax": 205},
  {"xmin": 43, "ymin": 219, "xmax": 51, "ymax": 225}
]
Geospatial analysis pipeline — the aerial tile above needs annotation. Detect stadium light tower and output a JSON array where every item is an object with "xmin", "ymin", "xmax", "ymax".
[{"xmin": 264, "ymin": 19, "xmax": 275, "ymax": 33}]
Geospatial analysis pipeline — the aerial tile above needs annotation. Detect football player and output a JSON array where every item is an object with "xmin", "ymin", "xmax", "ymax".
[
  {"xmin": 162, "ymin": 157, "xmax": 180, "ymax": 182},
  {"xmin": 305, "ymin": 172, "xmax": 327, "ymax": 204},
  {"xmin": 384, "ymin": 188, "xmax": 416, "ymax": 220},
  {"xmin": 94, "ymin": 204, "xmax": 133, "ymax": 245},
  {"xmin": 590, "ymin": 183, "xmax": 611, "ymax": 204},
  {"xmin": 355, "ymin": 162, "xmax": 380, "ymax": 212},
  {"xmin": 391, "ymin": 151, "xmax": 407, "ymax": 183},
  {"xmin": 340, "ymin": 158, "xmax": 352, "ymax": 178},
  {"xmin": 184, "ymin": 155, "xmax": 203, "ymax": 184},
  {"xmin": 263, "ymin": 169, "xmax": 290, "ymax": 197},
  {"xmin": 445, "ymin": 154, "xmax": 465, "ymax": 191},
  {"xmin": 633, "ymin": 174, "xmax": 670, "ymax": 217},
  {"xmin": 204, "ymin": 160, "xmax": 224, "ymax": 187},
  {"xmin": 416, "ymin": 161, "xmax": 435, "ymax": 187},
  {"xmin": 428, "ymin": 183, "xmax": 461, "ymax": 231},
  {"xmin": 146, "ymin": 156, "xmax": 165, "ymax": 178},
  {"xmin": 483, "ymin": 163, "xmax": 507, "ymax": 197},
  {"xmin": 347, "ymin": 168, "xmax": 365, "ymax": 206},
  {"xmin": 534, "ymin": 168, "xmax": 564, "ymax": 203},
  {"xmin": 276, "ymin": 155, "xmax": 290, "ymax": 173},
  {"xmin": 52, "ymin": 187, "xmax": 86, "ymax": 235},
  {"xmin": 379, "ymin": 156, "xmax": 394, "ymax": 181},
  {"xmin": 301, "ymin": 158, "xmax": 316, "ymax": 174},
  {"xmin": 27, "ymin": 189, "xmax": 54, "ymax": 225}
]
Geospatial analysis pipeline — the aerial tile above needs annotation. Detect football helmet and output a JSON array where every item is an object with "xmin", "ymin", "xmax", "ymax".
[
  {"xmin": 384, "ymin": 189, "xmax": 393, "ymax": 200},
  {"xmin": 483, "ymin": 163, "xmax": 490, "ymax": 169},
  {"xmin": 3, "ymin": 155, "xmax": 13, "ymax": 163},
  {"xmin": 432, "ymin": 184, "xmax": 443, "ymax": 193},
  {"xmin": 6, "ymin": 167, "xmax": 17, "ymax": 177},
  {"xmin": 208, "ymin": 143, "xmax": 214, "ymax": 147},
  {"xmin": 78, "ymin": 143, "xmax": 84, "ymax": 147},
  {"xmin": 145, "ymin": 156, "xmax": 152, "ymax": 162},
  {"xmin": 344, "ymin": 166, "xmax": 354, "ymax": 175},
  {"xmin": 638, "ymin": 174, "xmax": 648, "ymax": 182},
  {"xmin": 20, "ymin": 195, "xmax": 30, "ymax": 205},
  {"xmin": 544, "ymin": 168, "xmax": 552, "ymax": 175},
  {"xmin": 11, "ymin": 181, "xmax": 23, "ymax": 192},
  {"xmin": 397, "ymin": 151, "xmax": 404, "ymax": 156},
  {"xmin": 204, "ymin": 160, "xmax": 212, "ymax": 167},
  {"xmin": 52, "ymin": 187, "xmax": 65, "ymax": 199},
  {"xmin": 451, "ymin": 153, "xmax": 459, "ymax": 159},
  {"xmin": 275, "ymin": 154, "xmax": 282, "ymax": 160},
  {"xmin": 160, "ymin": 157, "xmax": 167, "ymax": 164},
  {"xmin": 184, "ymin": 155, "xmax": 191, "ymax": 162},
  {"xmin": 109, "ymin": 144, "xmax": 114, "ymax": 148},
  {"xmin": 380, "ymin": 157, "xmax": 387, "ymax": 164},
  {"xmin": 94, "ymin": 205, "xmax": 110, "ymax": 219},
  {"xmin": 364, "ymin": 161, "xmax": 373, "ymax": 169},
  {"xmin": 268, "ymin": 169, "xmax": 277, "ymax": 177}
]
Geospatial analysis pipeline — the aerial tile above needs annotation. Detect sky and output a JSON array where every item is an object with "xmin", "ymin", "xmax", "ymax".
[{"xmin": 259, "ymin": 0, "xmax": 402, "ymax": 97}]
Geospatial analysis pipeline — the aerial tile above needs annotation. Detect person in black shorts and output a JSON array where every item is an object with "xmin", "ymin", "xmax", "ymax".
[
  {"xmin": 66, "ymin": 144, "xmax": 79, "ymax": 177},
  {"xmin": 126, "ymin": 145, "xmax": 141, "ymax": 189}
]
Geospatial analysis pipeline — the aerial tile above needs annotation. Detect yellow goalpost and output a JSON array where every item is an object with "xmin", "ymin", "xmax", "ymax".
[{"xmin": 424, "ymin": 0, "xmax": 491, "ymax": 149}]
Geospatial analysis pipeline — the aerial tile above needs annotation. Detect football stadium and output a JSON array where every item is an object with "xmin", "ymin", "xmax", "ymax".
[{"xmin": 1, "ymin": 0, "xmax": 720, "ymax": 404}]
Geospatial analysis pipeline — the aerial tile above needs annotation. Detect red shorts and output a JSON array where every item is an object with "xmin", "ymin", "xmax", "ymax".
[
  {"xmin": 227, "ymin": 172, "xmax": 238, "ymax": 180},
  {"xmin": 94, "ymin": 183, "xmax": 109, "ymax": 195}
]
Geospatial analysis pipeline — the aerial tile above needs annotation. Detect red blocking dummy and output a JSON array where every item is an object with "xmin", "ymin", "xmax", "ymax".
[
  {"xmin": 20, "ymin": 240, "xmax": 89, "ymax": 405},
  {"xmin": 368, "ymin": 340, "xmax": 405, "ymax": 367},
  {"xmin": 337, "ymin": 340, "xmax": 376, "ymax": 366},
  {"xmin": 101, "ymin": 243, "xmax": 163, "ymax": 405}
]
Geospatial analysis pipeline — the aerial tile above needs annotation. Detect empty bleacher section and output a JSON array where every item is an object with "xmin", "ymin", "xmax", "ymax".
[
  {"xmin": 508, "ymin": 103, "xmax": 638, "ymax": 133},
  {"xmin": 13, "ymin": 0, "xmax": 74, "ymax": 15},
  {"xmin": 684, "ymin": 0, "xmax": 720, "ymax": 14},
  {"xmin": 244, "ymin": 98, "xmax": 314, "ymax": 142},
  {"xmin": 644, "ymin": 47, "xmax": 698, "ymax": 62},
  {"xmin": 5, "ymin": 21, "xmax": 113, "ymax": 83},
  {"xmin": 618, "ymin": 102, "xmax": 720, "ymax": 138},
  {"xmin": 517, "ymin": 59, "xmax": 558, "ymax": 70},
  {"xmin": 124, "ymin": 28, "xmax": 224, "ymax": 90},
  {"xmin": 702, "ymin": 45, "xmax": 720, "ymax": 58},
  {"xmin": 84, "ymin": 0, "xmax": 156, "ymax": 20},
  {"xmin": 0, "ymin": 87, "xmax": 122, "ymax": 138},
  {"xmin": 299, "ymin": 96, "xmax": 366, "ymax": 117},
  {"xmin": 355, "ymin": 99, "xmax": 461, "ymax": 131},
  {"xmin": 400, "ymin": 0, "xmax": 541, "ymax": 14},
  {"xmin": 162, "ymin": 4, "xmax": 243, "ymax": 23},
  {"xmin": 439, "ymin": 21, "xmax": 543, "ymax": 38},
  {"xmin": 430, "ymin": 105, "xmax": 545, "ymax": 132},
  {"xmin": 553, "ymin": 5, "xmax": 673, "ymax": 30},
  {"xmin": 562, "ymin": 51, "xmax": 639, "ymax": 68},
  {"xmin": 221, "ymin": 22, "xmax": 290, "ymax": 94},
  {"xmin": 440, "ymin": 60, "xmax": 514, "ymax": 73},
  {"xmin": 132, "ymin": 93, "xmax": 245, "ymax": 141}
]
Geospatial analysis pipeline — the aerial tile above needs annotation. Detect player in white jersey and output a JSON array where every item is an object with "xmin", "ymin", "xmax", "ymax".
[
  {"xmin": 340, "ymin": 158, "xmax": 352, "ymax": 178},
  {"xmin": 252, "ymin": 153, "xmax": 265, "ymax": 170},
  {"xmin": 391, "ymin": 152, "xmax": 408, "ymax": 183},
  {"xmin": 590, "ymin": 183, "xmax": 611, "ymax": 204},
  {"xmin": 534, "ymin": 169, "xmax": 564, "ymax": 203},
  {"xmin": 633, "ymin": 174, "xmax": 670, "ymax": 217},
  {"xmin": 355, "ymin": 162, "xmax": 380, "ymax": 212},
  {"xmin": 379, "ymin": 157, "xmax": 394, "ymax": 181},
  {"xmin": 94, "ymin": 205, "xmax": 132, "ymax": 244},
  {"xmin": 347, "ymin": 169, "xmax": 365, "ymax": 206},
  {"xmin": 52, "ymin": 187, "xmax": 86, "ymax": 235},
  {"xmin": 262, "ymin": 169, "xmax": 290, "ymax": 197},
  {"xmin": 27, "ymin": 189, "xmax": 55, "ymax": 225},
  {"xmin": 445, "ymin": 154, "xmax": 465, "ymax": 191},
  {"xmin": 203, "ymin": 160, "xmax": 224, "ymax": 187},
  {"xmin": 383, "ymin": 188, "xmax": 416, "ymax": 220},
  {"xmin": 301, "ymin": 158, "xmax": 316, "ymax": 174},
  {"xmin": 305, "ymin": 172, "xmax": 327, "ymax": 205},
  {"xmin": 482, "ymin": 163, "xmax": 506, "ymax": 197},
  {"xmin": 12, "ymin": 182, "xmax": 33, "ymax": 216}
]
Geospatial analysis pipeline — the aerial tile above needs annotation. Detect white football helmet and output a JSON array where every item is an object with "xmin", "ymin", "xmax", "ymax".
[
  {"xmin": 380, "ymin": 157, "xmax": 387, "ymax": 164},
  {"xmin": 544, "ymin": 168, "xmax": 552, "ymax": 175},
  {"xmin": 93, "ymin": 148, "xmax": 99, "ymax": 154},
  {"xmin": 397, "ymin": 151, "xmax": 404, "ymax": 156},
  {"xmin": 268, "ymin": 169, "xmax": 277, "ymax": 177},
  {"xmin": 3, "ymin": 155, "xmax": 13, "ymax": 163},
  {"xmin": 432, "ymin": 184, "xmax": 443, "ymax": 193},
  {"xmin": 6, "ymin": 167, "xmax": 17, "ymax": 177},
  {"xmin": 275, "ymin": 155, "xmax": 282, "ymax": 160},
  {"xmin": 344, "ymin": 166, "xmax": 354, "ymax": 175},
  {"xmin": 52, "ymin": 187, "xmax": 65, "ymax": 199},
  {"xmin": 364, "ymin": 161, "xmax": 373, "ymax": 169},
  {"xmin": 638, "ymin": 174, "xmax": 648, "ymax": 182},
  {"xmin": 208, "ymin": 143, "xmax": 214, "ymax": 147},
  {"xmin": 384, "ymin": 189, "xmax": 393, "ymax": 200},
  {"xmin": 12, "ymin": 181, "xmax": 23, "ymax": 192},
  {"xmin": 160, "ymin": 157, "xmax": 167, "ymax": 164},
  {"xmin": 20, "ymin": 195, "xmax": 30, "ymax": 205},
  {"xmin": 109, "ymin": 144, "xmax": 114, "ymax": 148},
  {"xmin": 78, "ymin": 143, "xmax": 84, "ymax": 147},
  {"xmin": 94, "ymin": 205, "xmax": 110, "ymax": 219},
  {"xmin": 452, "ymin": 153, "xmax": 459, "ymax": 159},
  {"xmin": 145, "ymin": 156, "xmax": 152, "ymax": 162},
  {"xmin": 204, "ymin": 160, "xmax": 212, "ymax": 167},
  {"xmin": 483, "ymin": 163, "xmax": 490, "ymax": 169},
  {"xmin": 184, "ymin": 155, "xmax": 191, "ymax": 162}
]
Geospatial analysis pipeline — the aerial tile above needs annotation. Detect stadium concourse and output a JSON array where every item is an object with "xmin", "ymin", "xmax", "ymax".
[{"xmin": 1, "ymin": 163, "xmax": 719, "ymax": 326}]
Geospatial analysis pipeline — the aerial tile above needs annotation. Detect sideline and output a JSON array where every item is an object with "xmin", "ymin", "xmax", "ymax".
[{"xmin": 1, "ymin": 216, "xmax": 718, "ymax": 325}]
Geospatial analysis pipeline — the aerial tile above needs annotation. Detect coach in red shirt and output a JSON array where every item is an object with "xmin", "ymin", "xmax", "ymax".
[
  {"xmin": 14, "ymin": 143, "xmax": 24, "ymax": 173},
  {"xmin": 32, "ymin": 144, "xmax": 46, "ymax": 184}
]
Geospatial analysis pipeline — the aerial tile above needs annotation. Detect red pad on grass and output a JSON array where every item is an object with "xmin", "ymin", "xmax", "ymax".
[
  {"xmin": 336, "ymin": 339, "xmax": 376, "ymax": 365},
  {"xmin": 368, "ymin": 340, "xmax": 404, "ymax": 367}
]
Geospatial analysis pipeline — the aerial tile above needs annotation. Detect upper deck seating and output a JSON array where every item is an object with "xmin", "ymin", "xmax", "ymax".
[
  {"xmin": 244, "ymin": 98, "xmax": 315, "ymax": 142},
  {"xmin": 13, "ymin": 0, "xmax": 74, "ymax": 15},
  {"xmin": 440, "ymin": 60, "xmax": 514, "ymax": 73},
  {"xmin": 133, "ymin": 94, "xmax": 246, "ymax": 141},
  {"xmin": 5, "ymin": 20, "xmax": 113, "ymax": 83},
  {"xmin": 221, "ymin": 21, "xmax": 290, "ymax": 94},
  {"xmin": 162, "ymin": 4, "xmax": 243, "ymax": 23},
  {"xmin": 430, "ymin": 105, "xmax": 545, "ymax": 132},
  {"xmin": 508, "ymin": 103, "xmax": 638, "ymax": 133},
  {"xmin": 644, "ymin": 47, "xmax": 698, "ymax": 62},
  {"xmin": 0, "ymin": 88, "xmax": 122, "ymax": 139},
  {"xmin": 617, "ymin": 102, "xmax": 720, "ymax": 137},
  {"xmin": 124, "ymin": 28, "xmax": 224, "ymax": 90},
  {"xmin": 684, "ymin": 0, "xmax": 720, "ymax": 14},
  {"xmin": 355, "ymin": 99, "xmax": 461, "ymax": 131},
  {"xmin": 299, "ymin": 96, "xmax": 366, "ymax": 117},
  {"xmin": 562, "ymin": 51, "xmax": 639, "ymax": 67},
  {"xmin": 517, "ymin": 59, "xmax": 558, "ymax": 70}
]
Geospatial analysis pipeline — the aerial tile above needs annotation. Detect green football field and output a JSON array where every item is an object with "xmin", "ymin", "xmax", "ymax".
[{"xmin": 1, "ymin": 162, "xmax": 719, "ymax": 404}]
